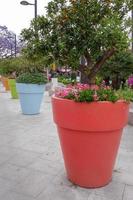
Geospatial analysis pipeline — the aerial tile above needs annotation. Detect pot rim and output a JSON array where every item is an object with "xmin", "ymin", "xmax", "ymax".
[
  {"xmin": 16, "ymin": 82, "xmax": 45, "ymax": 86},
  {"xmin": 52, "ymin": 95, "xmax": 129, "ymax": 104}
]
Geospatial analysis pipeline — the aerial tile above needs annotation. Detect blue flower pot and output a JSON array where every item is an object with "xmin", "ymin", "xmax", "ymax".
[{"xmin": 16, "ymin": 83, "xmax": 45, "ymax": 115}]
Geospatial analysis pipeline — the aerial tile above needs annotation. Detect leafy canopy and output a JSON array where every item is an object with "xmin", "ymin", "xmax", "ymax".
[
  {"xmin": 21, "ymin": 0, "xmax": 133, "ymax": 82},
  {"xmin": 99, "ymin": 50, "xmax": 133, "ymax": 79}
]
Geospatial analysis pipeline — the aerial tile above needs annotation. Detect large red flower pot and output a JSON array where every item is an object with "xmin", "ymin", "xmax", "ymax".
[{"xmin": 52, "ymin": 96, "xmax": 129, "ymax": 188}]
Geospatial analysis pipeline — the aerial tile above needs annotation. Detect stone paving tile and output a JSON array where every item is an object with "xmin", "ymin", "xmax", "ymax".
[
  {"xmin": 40, "ymin": 146, "xmax": 62, "ymax": 163},
  {"xmin": 11, "ymin": 170, "xmax": 53, "ymax": 198},
  {"xmin": 37, "ymin": 185, "xmax": 92, "ymax": 200},
  {"xmin": 0, "ymin": 134, "xmax": 14, "ymax": 145},
  {"xmin": 0, "ymin": 191, "xmax": 35, "ymax": 200},
  {"xmin": 86, "ymin": 192, "xmax": 122, "ymax": 200},
  {"xmin": 52, "ymin": 171, "xmax": 74, "ymax": 187},
  {"xmin": 7, "ymin": 149, "xmax": 42, "ymax": 167},
  {"xmin": 0, "ymin": 163, "xmax": 32, "ymax": 183},
  {"xmin": 14, "ymin": 142, "xmax": 50, "ymax": 154},
  {"xmin": 123, "ymin": 185, "xmax": 133, "ymax": 200},
  {"xmin": 115, "ymin": 149, "xmax": 133, "ymax": 172},
  {"xmin": 113, "ymin": 171, "xmax": 133, "ymax": 186},
  {"xmin": 93, "ymin": 181, "xmax": 125, "ymax": 200},
  {"xmin": 0, "ymin": 145, "xmax": 20, "ymax": 156},
  {"xmin": 0, "ymin": 177, "xmax": 17, "ymax": 196},
  {"xmin": 120, "ymin": 126, "xmax": 133, "ymax": 151},
  {"xmin": 0, "ymin": 152, "xmax": 14, "ymax": 165},
  {"xmin": 27, "ymin": 157, "xmax": 62, "ymax": 176}
]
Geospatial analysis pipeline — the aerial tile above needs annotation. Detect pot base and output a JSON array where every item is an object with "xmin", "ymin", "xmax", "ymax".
[
  {"xmin": 68, "ymin": 177, "xmax": 112, "ymax": 188},
  {"xmin": 58, "ymin": 127, "xmax": 122, "ymax": 188},
  {"xmin": 22, "ymin": 112, "xmax": 40, "ymax": 115}
]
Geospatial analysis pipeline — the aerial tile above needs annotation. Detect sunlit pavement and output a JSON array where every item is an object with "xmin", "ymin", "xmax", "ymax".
[{"xmin": 0, "ymin": 84, "xmax": 133, "ymax": 200}]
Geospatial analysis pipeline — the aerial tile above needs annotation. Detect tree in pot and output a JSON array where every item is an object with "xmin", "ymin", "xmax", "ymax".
[
  {"xmin": 16, "ymin": 60, "xmax": 48, "ymax": 115},
  {"xmin": 21, "ymin": 0, "xmax": 132, "ymax": 84},
  {"xmin": 21, "ymin": 0, "xmax": 133, "ymax": 187},
  {"xmin": 13, "ymin": 50, "xmax": 47, "ymax": 115},
  {"xmin": 16, "ymin": 72, "xmax": 47, "ymax": 115}
]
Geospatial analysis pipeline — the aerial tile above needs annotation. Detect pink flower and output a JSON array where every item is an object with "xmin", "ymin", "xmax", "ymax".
[
  {"xmin": 90, "ymin": 85, "xmax": 99, "ymax": 90},
  {"xmin": 106, "ymin": 86, "xmax": 111, "ymax": 90},
  {"xmin": 55, "ymin": 87, "xmax": 73, "ymax": 98},
  {"xmin": 75, "ymin": 83, "xmax": 90, "ymax": 90}
]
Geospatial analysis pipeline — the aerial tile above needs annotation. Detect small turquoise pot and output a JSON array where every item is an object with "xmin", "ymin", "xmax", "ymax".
[{"xmin": 16, "ymin": 83, "xmax": 45, "ymax": 115}]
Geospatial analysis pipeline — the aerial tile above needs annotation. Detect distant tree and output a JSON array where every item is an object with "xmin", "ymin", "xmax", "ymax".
[
  {"xmin": 99, "ymin": 50, "xmax": 133, "ymax": 89},
  {"xmin": 0, "ymin": 26, "xmax": 22, "ymax": 58}
]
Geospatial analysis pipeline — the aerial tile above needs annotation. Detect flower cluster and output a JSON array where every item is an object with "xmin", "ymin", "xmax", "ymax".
[
  {"xmin": 55, "ymin": 83, "xmax": 120, "ymax": 102},
  {"xmin": 128, "ymin": 76, "xmax": 133, "ymax": 87}
]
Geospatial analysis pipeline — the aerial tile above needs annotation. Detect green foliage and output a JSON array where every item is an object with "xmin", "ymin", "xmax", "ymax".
[
  {"xmin": 97, "ymin": 89, "xmax": 119, "ymax": 102},
  {"xmin": 21, "ymin": 16, "xmax": 52, "ymax": 65},
  {"xmin": 75, "ymin": 89, "xmax": 119, "ymax": 103},
  {"xmin": 58, "ymin": 75, "xmax": 76, "ymax": 85},
  {"xmin": 58, "ymin": 77, "xmax": 73, "ymax": 85},
  {"xmin": 95, "ymin": 76, "xmax": 103, "ymax": 86},
  {"xmin": 0, "ymin": 57, "xmax": 47, "ymax": 79},
  {"xmin": 16, "ymin": 59, "xmax": 45, "ymax": 74},
  {"xmin": 117, "ymin": 88, "xmax": 133, "ymax": 102},
  {"xmin": 99, "ymin": 51, "xmax": 133, "ymax": 79},
  {"xmin": 16, "ymin": 72, "xmax": 47, "ymax": 84},
  {"xmin": 21, "ymin": 0, "xmax": 132, "ymax": 80},
  {"xmin": 64, "ymin": 92, "xmax": 76, "ymax": 100},
  {"xmin": 0, "ymin": 58, "xmax": 22, "ymax": 77},
  {"xmin": 76, "ymin": 90, "xmax": 95, "ymax": 102}
]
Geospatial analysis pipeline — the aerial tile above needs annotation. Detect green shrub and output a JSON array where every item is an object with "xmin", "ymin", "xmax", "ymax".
[
  {"xmin": 0, "ymin": 58, "xmax": 23, "ymax": 78},
  {"xmin": 16, "ymin": 72, "xmax": 47, "ymax": 84},
  {"xmin": 58, "ymin": 76, "xmax": 76, "ymax": 85}
]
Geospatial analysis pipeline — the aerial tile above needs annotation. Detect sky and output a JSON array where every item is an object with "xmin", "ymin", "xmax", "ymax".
[{"xmin": 0, "ymin": 0, "xmax": 50, "ymax": 35}]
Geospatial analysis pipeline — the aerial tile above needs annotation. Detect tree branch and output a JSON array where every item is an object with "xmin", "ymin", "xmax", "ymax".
[
  {"xmin": 84, "ymin": 49, "xmax": 93, "ymax": 67},
  {"xmin": 89, "ymin": 47, "xmax": 116, "ymax": 78}
]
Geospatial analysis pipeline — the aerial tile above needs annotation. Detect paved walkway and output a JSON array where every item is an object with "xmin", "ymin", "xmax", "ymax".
[{"xmin": 0, "ymin": 84, "xmax": 133, "ymax": 200}]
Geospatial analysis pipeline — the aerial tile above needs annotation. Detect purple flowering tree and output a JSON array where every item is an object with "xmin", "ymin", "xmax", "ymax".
[{"xmin": 0, "ymin": 26, "xmax": 23, "ymax": 58}]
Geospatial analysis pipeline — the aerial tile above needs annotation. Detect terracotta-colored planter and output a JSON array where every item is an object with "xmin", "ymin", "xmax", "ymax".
[
  {"xmin": 8, "ymin": 79, "xmax": 18, "ymax": 99},
  {"xmin": 1, "ymin": 77, "xmax": 10, "ymax": 91},
  {"xmin": 52, "ymin": 97, "xmax": 129, "ymax": 188},
  {"xmin": 1, "ymin": 76, "xmax": 4, "ymax": 87}
]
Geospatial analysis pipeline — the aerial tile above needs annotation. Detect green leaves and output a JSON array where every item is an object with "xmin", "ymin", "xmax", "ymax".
[
  {"xmin": 97, "ymin": 89, "xmax": 119, "ymax": 102},
  {"xmin": 117, "ymin": 88, "xmax": 133, "ymax": 102},
  {"xmin": 0, "ymin": 58, "xmax": 23, "ymax": 77},
  {"xmin": 16, "ymin": 72, "xmax": 47, "ymax": 84},
  {"xmin": 77, "ymin": 90, "xmax": 95, "ymax": 102},
  {"xmin": 100, "ymin": 51, "xmax": 133, "ymax": 80},
  {"xmin": 20, "ymin": 0, "xmax": 132, "ymax": 79}
]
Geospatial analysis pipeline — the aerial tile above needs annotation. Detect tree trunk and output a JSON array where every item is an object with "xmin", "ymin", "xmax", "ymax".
[
  {"xmin": 79, "ymin": 64, "xmax": 96, "ymax": 84},
  {"xmin": 80, "ymin": 70, "xmax": 90, "ymax": 84},
  {"xmin": 112, "ymin": 74, "xmax": 121, "ymax": 90},
  {"xmin": 79, "ymin": 48, "xmax": 115, "ymax": 84}
]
